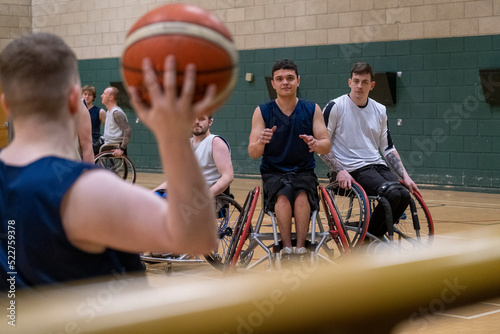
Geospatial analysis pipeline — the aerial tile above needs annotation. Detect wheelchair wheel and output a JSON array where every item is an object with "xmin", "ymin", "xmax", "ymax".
[
  {"xmin": 228, "ymin": 187, "xmax": 259, "ymax": 270},
  {"xmin": 392, "ymin": 189, "xmax": 434, "ymax": 250},
  {"xmin": 319, "ymin": 186, "xmax": 350, "ymax": 258},
  {"xmin": 205, "ymin": 194, "xmax": 253, "ymax": 271},
  {"xmin": 324, "ymin": 181, "xmax": 369, "ymax": 248},
  {"xmin": 94, "ymin": 151, "xmax": 136, "ymax": 184}
]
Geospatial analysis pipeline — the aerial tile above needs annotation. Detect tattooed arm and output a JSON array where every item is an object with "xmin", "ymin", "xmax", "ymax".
[
  {"xmin": 319, "ymin": 152, "xmax": 354, "ymax": 190},
  {"xmin": 320, "ymin": 100, "xmax": 354, "ymax": 189},
  {"xmin": 114, "ymin": 111, "xmax": 131, "ymax": 147},
  {"xmin": 110, "ymin": 111, "xmax": 132, "ymax": 157},
  {"xmin": 319, "ymin": 151, "xmax": 343, "ymax": 173},
  {"xmin": 379, "ymin": 114, "xmax": 419, "ymax": 193},
  {"xmin": 385, "ymin": 150, "xmax": 419, "ymax": 193}
]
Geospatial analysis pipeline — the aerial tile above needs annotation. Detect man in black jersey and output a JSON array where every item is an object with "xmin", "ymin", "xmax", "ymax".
[{"xmin": 249, "ymin": 59, "xmax": 330, "ymax": 260}]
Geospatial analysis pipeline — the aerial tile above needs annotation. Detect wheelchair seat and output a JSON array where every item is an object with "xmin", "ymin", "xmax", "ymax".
[
  {"xmin": 226, "ymin": 186, "xmax": 350, "ymax": 271},
  {"xmin": 324, "ymin": 178, "xmax": 434, "ymax": 251},
  {"xmin": 94, "ymin": 144, "xmax": 136, "ymax": 184}
]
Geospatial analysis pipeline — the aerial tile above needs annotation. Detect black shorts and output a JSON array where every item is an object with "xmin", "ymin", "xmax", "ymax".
[
  {"xmin": 262, "ymin": 171, "xmax": 319, "ymax": 213},
  {"xmin": 350, "ymin": 164, "xmax": 398, "ymax": 196}
]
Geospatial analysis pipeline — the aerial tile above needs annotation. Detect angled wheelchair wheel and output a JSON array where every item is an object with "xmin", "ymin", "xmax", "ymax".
[
  {"xmin": 392, "ymin": 186, "xmax": 434, "ymax": 250},
  {"xmin": 324, "ymin": 181, "xmax": 369, "ymax": 248},
  {"xmin": 320, "ymin": 186, "xmax": 350, "ymax": 259},
  {"xmin": 94, "ymin": 151, "xmax": 136, "ymax": 184},
  {"xmin": 228, "ymin": 187, "xmax": 259, "ymax": 271},
  {"xmin": 205, "ymin": 193, "xmax": 253, "ymax": 271}
]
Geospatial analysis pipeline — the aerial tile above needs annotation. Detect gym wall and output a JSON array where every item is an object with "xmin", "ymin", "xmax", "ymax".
[{"xmin": 1, "ymin": 0, "xmax": 500, "ymax": 191}]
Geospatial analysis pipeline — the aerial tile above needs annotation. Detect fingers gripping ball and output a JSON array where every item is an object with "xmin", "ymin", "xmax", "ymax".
[{"xmin": 121, "ymin": 3, "xmax": 239, "ymax": 112}]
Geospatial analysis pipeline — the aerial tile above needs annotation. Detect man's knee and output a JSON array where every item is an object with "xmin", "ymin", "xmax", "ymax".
[
  {"xmin": 275, "ymin": 195, "xmax": 291, "ymax": 211},
  {"xmin": 400, "ymin": 188, "xmax": 411, "ymax": 206},
  {"xmin": 382, "ymin": 188, "xmax": 410, "ymax": 212},
  {"xmin": 294, "ymin": 191, "xmax": 312, "ymax": 208},
  {"xmin": 295, "ymin": 191, "xmax": 308, "ymax": 202}
]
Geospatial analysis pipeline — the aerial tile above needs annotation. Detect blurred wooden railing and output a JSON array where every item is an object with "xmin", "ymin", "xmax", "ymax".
[{"xmin": 3, "ymin": 226, "xmax": 500, "ymax": 334}]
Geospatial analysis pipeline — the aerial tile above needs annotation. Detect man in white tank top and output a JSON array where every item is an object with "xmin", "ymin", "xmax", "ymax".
[
  {"xmin": 101, "ymin": 86, "xmax": 132, "ymax": 157},
  {"xmin": 154, "ymin": 114, "xmax": 234, "ymax": 197}
]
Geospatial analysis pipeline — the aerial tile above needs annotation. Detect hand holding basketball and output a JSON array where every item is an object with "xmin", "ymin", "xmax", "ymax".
[{"xmin": 121, "ymin": 3, "xmax": 238, "ymax": 113}]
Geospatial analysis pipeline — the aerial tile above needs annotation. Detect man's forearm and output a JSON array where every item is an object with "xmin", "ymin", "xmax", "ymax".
[
  {"xmin": 120, "ymin": 127, "xmax": 132, "ymax": 148},
  {"xmin": 209, "ymin": 174, "xmax": 233, "ymax": 197},
  {"xmin": 248, "ymin": 140, "xmax": 265, "ymax": 159},
  {"xmin": 319, "ymin": 152, "xmax": 344, "ymax": 173},
  {"xmin": 114, "ymin": 112, "xmax": 132, "ymax": 148},
  {"xmin": 385, "ymin": 150, "xmax": 407, "ymax": 180},
  {"xmin": 315, "ymin": 138, "xmax": 331, "ymax": 155}
]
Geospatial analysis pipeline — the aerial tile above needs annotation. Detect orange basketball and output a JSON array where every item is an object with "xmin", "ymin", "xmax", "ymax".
[{"xmin": 121, "ymin": 3, "xmax": 239, "ymax": 112}]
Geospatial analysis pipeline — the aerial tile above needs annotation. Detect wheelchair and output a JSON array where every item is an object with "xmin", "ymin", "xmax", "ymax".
[
  {"xmin": 365, "ymin": 181, "xmax": 434, "ymax": 250},
  {"xmin": 205, "ymin": 192, "xmax": 254, "ymax": 271},
  {"xmin": 324, "ymin": 177, "xmax": 434, "ymax": 252},
  {"xmin": 140, "ymin": 191, "xmax": 251, "ymax": 273},
  {"xmin": 223, "ymin": 185, "xmax": 350, "ymax": 271},
  {"xmin": 324, "ymin": 180, "xmax": 371, "ymax": 249},
  {"xmin": 94, "ymin": 143, "xmax": 136, "ymax": 184}
]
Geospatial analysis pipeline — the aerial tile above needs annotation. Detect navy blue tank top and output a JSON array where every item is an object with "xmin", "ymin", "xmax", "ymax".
[
  {"xmin": 88, "ymin": 105, "xmax": 102, "ymax": 141},
  {"xmin": 260, "ymin": 99, "xmax": 316, "ymax": 174},
  {"xmin": 0, "ymin": 157, "xmax": 143, "ymax": 290}
]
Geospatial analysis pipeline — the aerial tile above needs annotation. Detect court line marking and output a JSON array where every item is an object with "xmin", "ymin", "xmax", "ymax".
[
  {"xmin": 436, "ymin": 303, "xmax": 500, "ymax": 320},
  {"xmin": 424, "ymin": 200, "xmax": 500, "ymax": 210},
  {"xmin": 432, "ymin": 235, "xmax": 474, "ymax": 240}
]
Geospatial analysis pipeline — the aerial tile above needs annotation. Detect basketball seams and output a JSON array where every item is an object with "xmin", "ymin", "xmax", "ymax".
[
  {"xmin": 121, "ymin": 64, "xmax": 235, "ymax": 75},
  {"xmin": 120, "ymin": 6, "xmax": 239, "ymax": 110},
  {"xmin": 123, "ymin": 21, "xmax": 238, "ymax": 66}
]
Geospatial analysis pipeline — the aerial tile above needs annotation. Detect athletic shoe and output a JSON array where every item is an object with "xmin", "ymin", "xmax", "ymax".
[
  {"xmin": 281, "ymin": 247, "xmax": 294, "ymax": 262},
  {"xmin": 295, "ymin": 247, "xmax": 308, "ymax": 262}
]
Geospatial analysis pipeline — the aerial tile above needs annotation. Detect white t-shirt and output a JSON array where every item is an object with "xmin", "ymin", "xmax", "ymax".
[
  {"xmin": 103, "ymin": 106, "xmax": 127, "ymax": 144},
  {"xmin": 323, "ymin": 94, "xmax": 395, "ymax": 172}
]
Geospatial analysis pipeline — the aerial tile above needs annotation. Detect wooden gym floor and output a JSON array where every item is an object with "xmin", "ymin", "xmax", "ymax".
[{"xmin": 137, "ymin": 172, "xmax": 500, "ymax": 334}]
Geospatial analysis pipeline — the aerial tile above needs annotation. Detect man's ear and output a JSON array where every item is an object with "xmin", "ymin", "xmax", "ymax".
[
  {"xmin": 0, "ymin": 94, "xmax": 10, "ymax": 118},
  {"xmin": 370, "ymin": 81, "xmax": 376, "ymax": 91},
  {"xmin": 68, "ymin": 84, "xmax": 81, "ymax": 116}
]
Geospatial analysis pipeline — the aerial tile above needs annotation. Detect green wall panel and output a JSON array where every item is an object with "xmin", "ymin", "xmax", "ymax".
[
  {"xmin": 437, "ymin": 38, "xmax": 464, "ymax": 53},
  {"xmin": 411, "ymin": 39, "xmax": 437, "ymax": 54},
  {"xmin": 398, "ymin": 55, "xmax": 424, "ymax": 71},
  {"xmin": 451, "ymin": 153, "xmax": 477, "ymax": 169},
  {"xmin": 79, "ymin": 34, "xmax": 500, "ymax": 192}
]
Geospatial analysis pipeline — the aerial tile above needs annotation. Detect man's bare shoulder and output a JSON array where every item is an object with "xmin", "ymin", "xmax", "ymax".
[
  {"xmin": 69, "ymin": 167, "xmax": 157, "ymax": 214},
  {"xmin": 212, "ymin": 135, "xmax": 230, "ymax": 151},
  {"xmin": 76, "ymin": 168, "xmax": 124, "ymax": 190},
  {"xmin": 252, "ymin": 106, "xmax": 265, "ymax": 121},
  {"xmin": 75, "ymin": 168, "xmax": 143, "ymax": 194}
]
